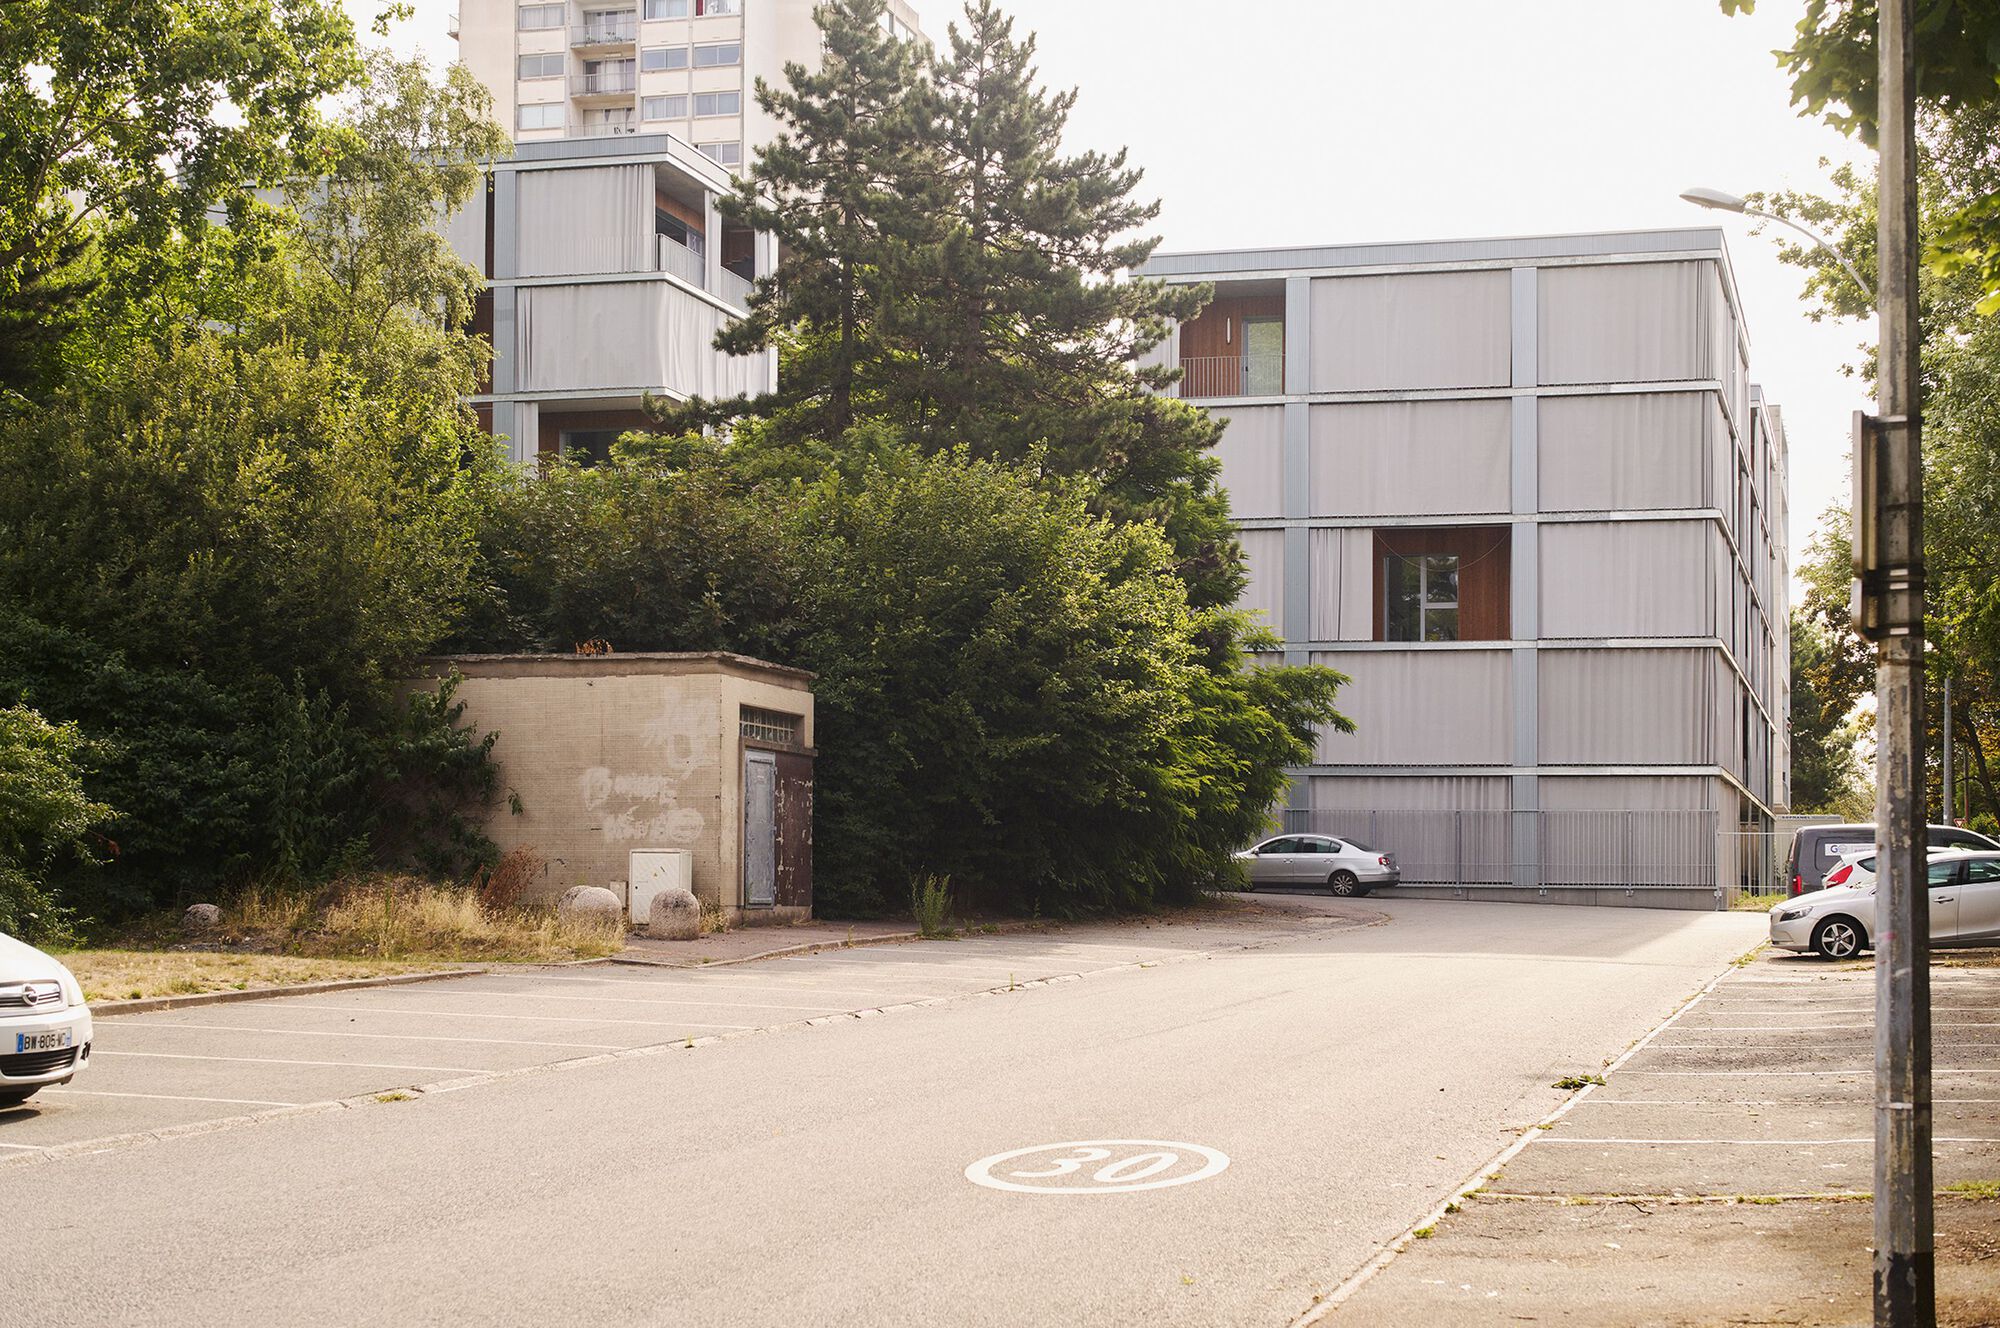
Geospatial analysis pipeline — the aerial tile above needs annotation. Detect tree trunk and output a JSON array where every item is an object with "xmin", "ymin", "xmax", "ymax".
[{"xmin": 1963, "ymin": 709, "xmax": 2000, "ymax": 823}]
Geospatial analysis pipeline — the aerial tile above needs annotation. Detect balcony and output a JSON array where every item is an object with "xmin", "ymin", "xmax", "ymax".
[
  {"xmin": 1176, "ymin": 354, "xmax": 1283, "ymax": 398},
  {"xmin": 572, "ymin": 14, "xmax": 637, "ymax": 47},
  {"xmin": 571, "ymin": 70, "xmax": 638, "ymax": 99},
  {"xmin": 657, "ymin": 233, "xmax": 705, "ymax": 285},
  {"xmin": 576, "ymin": 122, "xmax": 638, "ymax": 137}
]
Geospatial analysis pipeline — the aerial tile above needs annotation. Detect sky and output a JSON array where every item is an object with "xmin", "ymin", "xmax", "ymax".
[{"xmin": 363, "ymin": 0, "xmax": 1874, "ymax": 583}]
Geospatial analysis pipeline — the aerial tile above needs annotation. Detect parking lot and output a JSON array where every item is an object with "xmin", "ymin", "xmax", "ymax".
[
  {"xmin": 1337, "ymin": 947, "xmax": 2000, "ymax": 1326},
  {"xmin": 1, "ymin": 909, "xmax": 1348, "ymax": 1160}
]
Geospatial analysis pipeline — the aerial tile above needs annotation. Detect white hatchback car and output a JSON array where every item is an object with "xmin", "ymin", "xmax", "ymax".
[
  {"xmin": 1234, "ymin": 834, "xmax": 1400, "ymax": 897},
  {"xmin": 0, "ymin": 932, "xmax": 92, "ymax": 1105},
  {"xmin": 1770, "ymin": 850, "xmax": 2000, "ymax": 960}
]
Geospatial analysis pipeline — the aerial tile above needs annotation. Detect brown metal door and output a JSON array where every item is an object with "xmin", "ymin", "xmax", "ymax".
[{"xmin": 774, "ymin": 750, "xmax": 814, "ymax": 910}]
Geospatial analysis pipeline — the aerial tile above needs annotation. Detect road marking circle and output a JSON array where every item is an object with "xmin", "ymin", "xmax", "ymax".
[{"xmin": 964, "ymin": 1140, "xmax": 1229, "ymax": 1194}]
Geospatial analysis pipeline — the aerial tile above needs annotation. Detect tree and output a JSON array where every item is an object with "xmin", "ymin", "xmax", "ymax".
[
  {"xmin": 1722, "ymin": 0, "xmax": 2000, "ymax": 309},
  {"xmin": 0, "ymin": 0, "xmax": 363, "ymax": 395},
  {"xmin": 1790, "ymin": 611, "xmax": 1867, "ymax": 812},
  {"xmin": 0, "ymin": 705, "xmax": 110, "ymax": 942}
]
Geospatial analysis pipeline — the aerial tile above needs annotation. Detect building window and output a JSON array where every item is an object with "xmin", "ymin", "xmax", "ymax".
[
  {"xmin": 656, "ymin": 207, "xmax": 704, "ymax": 254},
  {"xmin": 693, "ymin": 90, "xmax": 740, "ymax": 117},
  {"xmin": 741, "ymin": 707, "xmax": 802, "ymax": 745},
  {"xmin": 561, "ymin": 430, "xmax": 620, "ymax": 467},
  {"xmin": 696, "ymin": 0, "xmax": 739, "ymax": 13},
  {"xmin": 645, "ymin": 0, "xmax": 688, "ymax": 14},
  {"xmin": 692, "ymin": 41, "xmax": 741, "ymax": 67},
  {"xmin": 518, "ymin": 53, "xmax": 565, "ymax": 79},
  {"xmin": 517, "ymin": 102, "xmax": 565, "ymax": 131},
  {"xmin": 641, "ymin": 45, "xmax": 689, "ymax": 70},
  {"xmin": 699, "ymin": 141, "xmax": 742, "ymax": 166},
  {"xmin": 643, "ymin": 94, "xmax": 689, "ymax": 119},
  {"xmin": 519, "ymin": 3, "xmax": 564, "ymax": 29},
  {"xmin": 1384, "ymin": 554, "xmax": 1459, "ymax": 642}
]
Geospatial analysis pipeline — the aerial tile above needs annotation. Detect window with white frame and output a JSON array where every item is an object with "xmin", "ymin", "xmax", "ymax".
[
  {"xmin": 516, "ymin": 103, "xmax": 565, "ymax": 131},
  {"xmin": 644, "ymin": 0, "xmax": 687, "ymax": 14},
  {"xmin": 693, "ymin": 90, "xmax": 740, "ymax": 117},
  {"xmin": 698, "ymin": 141, "xmax": 742, "ymax": 166},
  {"xmin": 696, "ymin": 0, "xmax": 739, "ymax": 13},
  {"xmin": 641, "ymin": 45, "xmax": 689, "ymax": 70},
  {"xmin": 518, "ymin": 53, "xmax": 565, "ymax": 79},
  {"xmin": 692, "ymin": 41, "xmax": 740, "ymax": 66},
  {"xmin": 642, "ymin": 94, "xmax": 688, "ymax": 119},
  {"xmin": 1383, "ymin": 554, "xmax": 1459, "ymax": 642},
  {"xmin": 518, "ymin": 3, "xmax": 564, "ymax": 29}
]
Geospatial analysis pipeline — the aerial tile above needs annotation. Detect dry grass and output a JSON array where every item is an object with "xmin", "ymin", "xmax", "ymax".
[
  {"xmin": 69, "ymin": 874, "xmax": 623, "ymax": 1001},
  {"xmin": 63, "ymin": 950, "xmax": 454, "ymax": 1004},
  {"xmin": 1731, "ymin": 891, "xmax": 1788, "ymax": 912}
]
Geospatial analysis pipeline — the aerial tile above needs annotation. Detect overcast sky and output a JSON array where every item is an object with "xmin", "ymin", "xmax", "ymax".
[{"xmin": 364, "ymin": 0, "xmax": 1874, "ymax": 583}]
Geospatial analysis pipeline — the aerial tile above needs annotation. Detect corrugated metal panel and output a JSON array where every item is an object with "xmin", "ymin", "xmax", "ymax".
[
  {"xmin": 1538, "ymin": 648, "xmax": 1719, "ymax": 764},
  {"xmin": 1309, "ymin": 399, "xmax": 1510, "ymax": 516},
  {"xmin": 1538, "ymin": 261, "xmax": 1708, "ymax": 386},
  {"xmin": 1537, "ymin": 393, "xmax": 1708, "ymax": 512},
  {"xmin": 442, "ymin": 194, "xmax": 487, "ymax": 273},
  {"xmin": 1210, "ymin": 406, "xmax": 1284, "ymax": 519},
  {"xmin": 1539, "ymin": 520, "xmax": 1710, "ymax": 638},
  {"xmin": 1310, "ymin": 649, "xmax": 1512, "ymax": 765},
  {"xmin": 1540, "ymin": 774, "xmax": 1722, "ymax": 812},
  {"xmin": 517, "ymin": 163, "xmax": 652, "ymax": 277},
  {"xmin": 1304, "ymin": 777, "xmax": 1513, "ymax": 884},
  {"xmin": 1310, "ymin": 270, "xmax": 1512, "ymax": 392},
  {"xmin": 1143, "ymin": 228, "xmax": 1729, "ymax": 278},
  {"xmin": 1238, "ymin": 528, "xmax": 1285, "ymax": 632},
  {"xmin": 1310, "ymin": 774, "xmax": 1512, "ymax": 809},
  {"xmin": 1307, "ymin": 528, "xmax": 1375, "ymax": 641}
]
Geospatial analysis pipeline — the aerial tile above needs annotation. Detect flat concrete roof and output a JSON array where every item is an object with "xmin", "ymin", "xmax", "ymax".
[
  {"xmin": 1143, "ymin": 226, "xmax": 1731, "ymax": 278},
  {"xmin": 421, "ymin": 652, "xmax": 815, "ymax": 686}
]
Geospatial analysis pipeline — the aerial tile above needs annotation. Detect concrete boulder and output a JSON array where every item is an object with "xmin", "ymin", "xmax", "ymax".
[
  {"xmin": 182, "ymin": 903, "xmax": 222, "ymax": 935},
  {"xmin": 556, "ymin": 886, "xmax": 623, "ymax": 926},
  {"xmin": 648, "ymin": 887, "xmax": 701, "ymax": 941}
]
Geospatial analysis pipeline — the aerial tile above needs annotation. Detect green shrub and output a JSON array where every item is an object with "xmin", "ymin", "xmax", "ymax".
[{"xmin": 0, "ymin": 704, "xmax": 111, "ymax": 943}]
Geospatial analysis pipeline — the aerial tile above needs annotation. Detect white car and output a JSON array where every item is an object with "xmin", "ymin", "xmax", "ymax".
[
  {"xmin": 0, "ymin": 932, "xmax": 92, "ymax": 1106},
  {"xmin": 1234, "ymin": 834, "xmax": 1400, "ymax": 897},
  {"xmin": 1770, "ymin": 850, "xmax": 2000, "ymax": 960},
  {"xmin": 1821, "ymin": 846, "xmax": 1953, "ymax": 892}
]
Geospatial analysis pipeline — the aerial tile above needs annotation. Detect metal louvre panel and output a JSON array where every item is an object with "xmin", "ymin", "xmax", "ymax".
[
  {"xmin": 517, "ymin": 282, "xmax": 759, "ymax": 397},
  {"xmin": 1308, "ymin": 399, "xmax": 1510, "ymax": 517},
  {"xmin": 1308, "ymin": 269, "xmax": 1511, "ymax": 392},
  {"xmin": 1209, "ymin": 406, "xmax": 1284, "ymax": 519},
  {"xmin": 440, "ymin": 193, "xmax": 487, "ymax": 273},
  {"xmin": 1536, "ymin": 392, "xmax": 1708, "ymax": 512},
  {"xmin": 1306, "ymin": 528, "xmax": 1375, "ymax": 641},
  {"xmin": 1539, "ymin": 520, "xmax": 1709, "ymax": 638},
  {"xmin": 515, "ymin": 164, "xmax": 653, "ymax": 277},
  {"xmin": 1309, "ymin": 649, "xmax": 1512, "ymax": 765},
  {"xmin": 1237, "ymin": 528, "xmax": 1285, "ymax": 633},
  {"xmin": 1537, "ymin": 648, "xmax": 1719, "ymax": 765},
  {"xmin": 1301, "ymin": 778, "xmax": 1513, "ymax": 885},
  {"xmin": 1537, "ymin": 261, "xmax": 1707, "ymax": 386}
]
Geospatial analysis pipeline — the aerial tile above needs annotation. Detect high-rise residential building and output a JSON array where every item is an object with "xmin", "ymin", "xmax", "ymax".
[
  {"xmin": 455, "ymin": 0, "xmax": 926, "ymax": 168},
  {"xmin": 1140, "ymin": 229, "xmax": 1791, "ymax": 904}
]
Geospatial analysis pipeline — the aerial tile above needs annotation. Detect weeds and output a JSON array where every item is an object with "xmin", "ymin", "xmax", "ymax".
[
  {"xmin": 912, "ymin": 873, "xmax": 954, "ymax": 938},
  {"xmin": 698, "ymin": 900, "xmax": 732, "ymax": 936},
  {"xmin": 1552, "ymin": 1073, "xmax": 1607, "ymax": 1091},
  {"xmin": 1731, "ymin": 892, "xmax": 1788, "ymax": 913},
  {"xmin": 1945, "ymin": 1179, "xmax": 2000, "ymax": 1200},
  {"xmin": 375, "ymin": 1091, "xmax": 413, "ymax": 1103},
  {"xmin": 1412, "ymin": 1225, "xmax": 1436, "ymax": 1239}
]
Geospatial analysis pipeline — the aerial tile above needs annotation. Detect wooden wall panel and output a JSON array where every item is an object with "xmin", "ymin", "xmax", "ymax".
[
  {"xmin": 1179, "ymin": 293, "xmax": 1285, "ymax": 362},
  {"xmin": 1372, "ymin": 526, "xmax": 1511, "ymax": 641}
]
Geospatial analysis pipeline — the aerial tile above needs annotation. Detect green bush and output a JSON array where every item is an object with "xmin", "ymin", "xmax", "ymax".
[{"xmin": 0, "ymin": 704, "xmax": 111, "ymax": 943}]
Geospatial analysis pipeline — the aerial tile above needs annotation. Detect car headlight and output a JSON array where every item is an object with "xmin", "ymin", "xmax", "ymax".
[
  {"xmin": 1774, "ymin": 906, "xmax": 1810, "ymax": 923},
  {"xmin": 54, "ymin": 964, "xmax": 84, "ymax": 1008}
]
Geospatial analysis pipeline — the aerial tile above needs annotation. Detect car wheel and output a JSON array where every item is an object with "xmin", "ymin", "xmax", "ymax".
[
  {"xmin": 1813, "ymin": 915, "xmax": 1867, "ymax": 960},
  {"xmin": 0, "ymin": 1088, "xmax": 39, "ymax": 1107},
  {"xmin": 1329, "ymin": 870, "xmax": 1360, "ymax": 897}
]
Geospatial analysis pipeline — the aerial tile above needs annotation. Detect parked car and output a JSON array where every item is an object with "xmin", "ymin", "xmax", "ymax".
[
  {"xmin": 1824, "ymin": 846, "xmax": 1954, "ymax": 892},
  {"xmin": 1234, "ymin": 834, "xmax": 1399, "ymax": 897},
  {"xmin": 0, "ymin": 932, "xmax": 91, "ymax": 1106},
  {"xmin": 1769, "ymin": 849, "xmax": 2000, "ymax": 959},
  {"xmin": 1783, "ymin": 822, "xmax": 2000, "ymax": 896}
]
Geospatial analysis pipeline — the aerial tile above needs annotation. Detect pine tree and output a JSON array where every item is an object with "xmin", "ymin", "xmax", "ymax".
[{"xmin": 699, "ymin": 0, "xmax": 936, "ymax": 442}]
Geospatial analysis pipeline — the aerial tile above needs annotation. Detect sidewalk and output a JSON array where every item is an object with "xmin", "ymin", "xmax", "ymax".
[{"xmin": 1324, "ymin": 947, "xmax": 2000, "ymax": 1327}]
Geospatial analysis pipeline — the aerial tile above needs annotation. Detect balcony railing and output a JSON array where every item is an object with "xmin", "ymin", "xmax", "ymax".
[
  {"xmin": 714, "ymin": 267, "xmax": 753, "ymax": 308},
  {"xmin": 571, "ymin": 71, "xmax": 637, "ymax": 96},
  {"xmin": 576, "ymin": 122, "xmax": 638, "ymax": 137},
  {"xmin": 572, "ymin": 15, "xmax": 637, "ymax": 44},
  {"xmin": 1176, "ymin": 354, "xmax": 1283, "ymax": 398},
  {"xmin": 657, "ymin": 233, "xmax": 705, "ymax": 285}
]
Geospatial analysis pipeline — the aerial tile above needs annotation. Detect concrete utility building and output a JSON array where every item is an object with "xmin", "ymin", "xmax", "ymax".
[
  {"xmin": 420, "ymin": 653, "xmax": 816, "ymax": 925},
  {"xmin": 1140, "ymin": 230, "xmax": 1790, "ymax": 900}
]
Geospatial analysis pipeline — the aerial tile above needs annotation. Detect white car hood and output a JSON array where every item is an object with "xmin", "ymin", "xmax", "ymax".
[{"xmin": 0, "ymin": 931, "xmax": 82, "ymax": 1003}]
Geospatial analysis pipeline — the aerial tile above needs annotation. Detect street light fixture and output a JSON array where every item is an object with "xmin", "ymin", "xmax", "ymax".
[{"xmin": 1679, "ymin": 185, "xmax": 1875, "ymax": 300}]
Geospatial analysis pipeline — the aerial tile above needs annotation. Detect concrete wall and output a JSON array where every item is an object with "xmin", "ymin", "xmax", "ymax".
[{"xmin": 418, "ymin": 653, "xmax": 814, "ymax": 923}]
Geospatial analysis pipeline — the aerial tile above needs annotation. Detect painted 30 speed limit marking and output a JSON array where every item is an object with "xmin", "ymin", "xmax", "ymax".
[{"xmin": 964, "ymin": 1140, "xmax": 1230, "ymax": 1194}]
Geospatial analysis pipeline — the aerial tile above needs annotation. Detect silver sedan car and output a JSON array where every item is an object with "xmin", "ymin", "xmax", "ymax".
[
  {"xmin": 1235, "ymin": 834, "xmax": 1400, "ymax": 897},
  {"xmin": 1769, "ymin": 849, "xmax": 2000, "ymax": 959}
]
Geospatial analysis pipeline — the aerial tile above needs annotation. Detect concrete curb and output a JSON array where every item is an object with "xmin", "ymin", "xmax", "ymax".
[
  {"xmin": 604, "ymin": 919, "xmax": 1052, "ymax": 970},
  {"xmin": 91, "ymin": 967, "xmax": 488, "ymax": 1017}
]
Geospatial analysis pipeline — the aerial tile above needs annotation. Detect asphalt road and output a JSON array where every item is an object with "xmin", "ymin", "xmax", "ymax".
[{"xmin": 3, "ymin": 898, "xmax": 1762, "ymax": 1327}]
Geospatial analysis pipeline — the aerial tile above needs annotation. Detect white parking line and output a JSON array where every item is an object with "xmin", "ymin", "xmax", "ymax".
[
  {"xmin": 262, "ymin": 1002, "xmax": 753, "ymax": 1030},
  {"xmin": 116, "ymin": 1022, "xmax": 629, "ymax": 1052},
  {"xmin": 513, "ymin": 972, "xmax": 927, "ymax": 999},
  {"xmin": 1541, "ymin": 1136, "xmax": 2000, "ymax": 1145},
  {"xmin": 1678, "ymin": 1023, "xmax": 2000, "ymax": 1030},
  {"xmin": 0, "ymin": 1141, "xmax": 44, "ymax": 1151},
  {"xmin": 99, "ymin": 1051, "xmax": 482, "ymax": 1073},
  {"xmin": 1622, "ymin": 1068, "xmax": 2000, "ymax": 1076},
  {"xmin": 42, "ymin": 1088, "xmax": 298, "ymax": 1108},
  {"xmin": 392, "ymin": 989, "xmax": 847, "ymax": 1014}
]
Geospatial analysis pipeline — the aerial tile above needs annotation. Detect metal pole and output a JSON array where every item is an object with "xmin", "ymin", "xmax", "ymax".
[
  {"xmin": 1874, "ymin": 0, "xmax": 1933, "ymax": 1320},
  {"xmin": 1942, "ymin": 673, "xmax": 1953, "ymax": 824}
]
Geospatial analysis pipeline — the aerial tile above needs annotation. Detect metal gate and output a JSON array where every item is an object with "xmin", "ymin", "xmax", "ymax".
[{"xmin": 743, "ymin": 750, "xmax": 777, "ymax": 907}]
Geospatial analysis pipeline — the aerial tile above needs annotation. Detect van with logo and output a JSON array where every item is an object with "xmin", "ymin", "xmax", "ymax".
[{"xmin": 1783, "ymin": 822, "xmax": 2000, "ymax": 896}]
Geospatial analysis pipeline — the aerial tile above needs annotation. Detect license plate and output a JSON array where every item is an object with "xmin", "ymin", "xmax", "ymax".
[{"xmin": 15, "ymin": 1028, "xmax": 72, "ymax": 1054}]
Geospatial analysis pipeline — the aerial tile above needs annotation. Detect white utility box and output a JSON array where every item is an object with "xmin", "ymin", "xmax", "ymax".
[{"xmin": 628, "ymin": 849, "xmax": 694, "ymax": 925}]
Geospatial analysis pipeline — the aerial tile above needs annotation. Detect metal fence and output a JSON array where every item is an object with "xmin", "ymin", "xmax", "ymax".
[{"xmin": 1281, "ymin": 808, "xmax": 1787, "ymax": 906}]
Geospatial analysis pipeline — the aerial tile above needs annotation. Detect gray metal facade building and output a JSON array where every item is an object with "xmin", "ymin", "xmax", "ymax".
[{"xmin": 1140, "ymin": 230, "xmax": 1790, "ymax": 898}]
